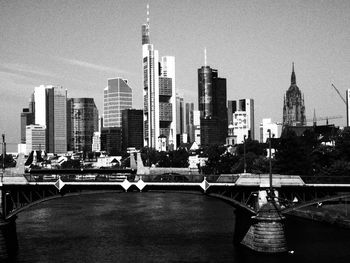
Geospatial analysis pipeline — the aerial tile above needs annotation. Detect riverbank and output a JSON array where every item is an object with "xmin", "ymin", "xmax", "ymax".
[{"xmin": 288, "ymin": 204, "xmax": 350, "ymax": 229}]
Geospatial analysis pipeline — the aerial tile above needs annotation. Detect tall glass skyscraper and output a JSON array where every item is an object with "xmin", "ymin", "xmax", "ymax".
[
  {"xmin": 67, "ymin": 98, "xmax": 99, "ymax": 152},
  {"xmin": 33, "ymin": 85, "xmax": 67, "ymax": 154},
  {"xmin": 198, "ymin": 66, "xmax": 227, "ymax": 146},
  {"xmin": 142, "ymin": 6, "xmax": 176, "ymax": 150},
  {"xmin": 103, "ymin": 78, "xmax": 132, "ymax": 128}
]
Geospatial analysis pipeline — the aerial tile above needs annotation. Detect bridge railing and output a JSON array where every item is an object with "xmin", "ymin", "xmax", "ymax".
[{"xmin": 301, "ymin": 176, "xmax": 350, "ymax": 184}]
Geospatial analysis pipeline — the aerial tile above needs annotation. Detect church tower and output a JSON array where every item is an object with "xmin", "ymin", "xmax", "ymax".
[{"xmin": 283, "ymin": 63, "xmax": 306, "ymax": 126}]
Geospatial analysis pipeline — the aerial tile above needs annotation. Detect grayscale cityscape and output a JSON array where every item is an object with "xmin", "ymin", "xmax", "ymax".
[{"xmin": 1, "ymin": 1, "xmax": 350, "ymax": 262}]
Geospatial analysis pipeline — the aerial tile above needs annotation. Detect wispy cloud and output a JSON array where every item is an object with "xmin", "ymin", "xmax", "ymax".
[
  {"xmin": 53, "ymin": 56, "xmax": 129, "ymax": 75},
  {"xmin": 0, "ymin": 62, "xmax": 58, "ymax": 78}
]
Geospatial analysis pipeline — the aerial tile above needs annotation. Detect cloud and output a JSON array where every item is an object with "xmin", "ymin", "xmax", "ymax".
[
  {"xmin": 53, "ymin": 56, "xmax": 129, "ymax": 74},
  {"xmin": 0, "ymin": 62, "xmax": 58, "ymax": 78}
]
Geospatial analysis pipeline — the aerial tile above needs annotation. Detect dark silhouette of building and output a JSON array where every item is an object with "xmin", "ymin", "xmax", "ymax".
[
  {"xmin": 122, "ymin": 109, "xmax": 143, "ymax": 150},
  {"xmin": 101, "ymin": 127, "xmax": 122, "ymax": 155},
  {"xmin": 198, "ymin": 66, "xmax": 227, "ymax": 146},
  {"xmin": 20, "ymin": 94, "xmax": 35, "ymax": 143},
  {"xmin": 283, "ymin": 63, "xmax": 306, "ymax": 127},
  {"xmin": 67, "ymin": 98, "xmax": 99, "ymax": 152}
]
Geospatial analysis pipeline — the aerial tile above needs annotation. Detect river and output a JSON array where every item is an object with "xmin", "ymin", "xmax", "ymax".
[{"xmin": 12, "ymin": 192, "xmax": 350, "ymax": 262}]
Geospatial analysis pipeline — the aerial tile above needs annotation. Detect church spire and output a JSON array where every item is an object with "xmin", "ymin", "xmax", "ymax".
[{"xmin": 291, "ymin": 62, "xmax": 296, "ymax": 85}]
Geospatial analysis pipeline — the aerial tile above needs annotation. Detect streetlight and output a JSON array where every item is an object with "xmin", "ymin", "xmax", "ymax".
[
  {"xmin": 267, "ymin": 129, "xmax": 273, "ymax": 197},
  {"xmin": 243, "ymin": 135, "xmax": 247, "ymax": 173}
]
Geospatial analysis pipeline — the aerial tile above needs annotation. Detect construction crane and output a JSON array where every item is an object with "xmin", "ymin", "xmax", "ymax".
[{"xmin": 331, "ymin": 84, "xmax": 346, "ymax": 105}]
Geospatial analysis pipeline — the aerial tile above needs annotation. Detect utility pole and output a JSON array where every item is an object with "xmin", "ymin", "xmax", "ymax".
[
  {"xmin": 2, "ymin": 134, "xmax": 5, "ymax": 183},
  {"xmin": 268, "ymin": 129, "xmax": 273, "ymax": 197},
  {"xmin": 243, "ymin": 135, "xmax": 247, "ymax": 173}
]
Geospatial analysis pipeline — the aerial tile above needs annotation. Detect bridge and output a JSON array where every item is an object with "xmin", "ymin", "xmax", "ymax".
[{"xmin": 1, "ymin": 164, "xmax": 350, "ymax": 259}]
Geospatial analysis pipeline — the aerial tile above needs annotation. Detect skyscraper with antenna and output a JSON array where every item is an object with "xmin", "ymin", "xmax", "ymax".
[
  {"xmin": 198, "ymin": 49, "xmax": 227, "ymax": 146},
  {"xmin": 142, "ymin": 4, "xmax": 177, "ymax": 151}
]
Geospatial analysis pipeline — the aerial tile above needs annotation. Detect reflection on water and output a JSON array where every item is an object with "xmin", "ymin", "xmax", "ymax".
[{"xmin": 13, "ymin": 192, "xmax": 350, "ymax": 263}]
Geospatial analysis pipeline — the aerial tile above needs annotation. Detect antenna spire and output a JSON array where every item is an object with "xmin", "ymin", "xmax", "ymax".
[
  {"xmin": 204, "ymin": 47, "xmax": 207, "ymax": 67},
  {"xmin": 147, "ymin": 4, "xmax": 150, "ymax": 25}
]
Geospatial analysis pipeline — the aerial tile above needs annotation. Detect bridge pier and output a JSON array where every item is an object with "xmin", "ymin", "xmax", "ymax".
[{"xmin": 241, "ymin": 190, "xmax": 288, "ymax": 253}]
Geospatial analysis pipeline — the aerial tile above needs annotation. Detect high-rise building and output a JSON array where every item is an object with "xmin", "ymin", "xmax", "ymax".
[
  {"xmin": 176, "ymin": 94, "xmax": 185, "ymax": 145},
  {"xmin": 185, "ymin": 102, "xmax": 195, "ymax": 143},
  {"xmin": 193, "ymin": 110, "xmax": 201, "ymax": 145},
  {"xmin": 142, "ymin": 7, "xmax": 176, "ymax": 151},
  {"xmin": 198, "ymin": 65, "xmax": 227, "ymax": 146},
  {"xmin": 227, "ymin": 100, "xmax": 237, "ymax": 125},
  {"xmin": 283, "ymin": 63, "xmax": 306, "ymax": 127},
  {"xmin": 67, "ymin": 98, "xmax": 98, "ymax": 152},
  {"xmin": 25, "ymin": 124, "xmax": 46, "ymax": 155},
  {"xmin": 33, "ymin": 85, "xmax": 67, "ymax": 154},
  {"xmin": 103, "ymin": 78, "xmax": 132, "ymax": 128},
  {"xmin": 259, "ymin": 118, "xmax": 282, "ymax": 143},
  {"xmin": 122, "ymin": 109, "xmax": 143, "ymax": 150},
  {"xmin": 20, "ymin": 95, "xmax": 35, "ymax": 144},
  {"xmin": 230, "ymin": 98, "xmax": 255, "ymax": 144}
]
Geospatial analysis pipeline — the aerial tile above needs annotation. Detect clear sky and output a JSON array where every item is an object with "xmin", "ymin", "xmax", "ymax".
[{"xmin": 1, "ymin": 0, "xmax": 350, "ymax": 151}]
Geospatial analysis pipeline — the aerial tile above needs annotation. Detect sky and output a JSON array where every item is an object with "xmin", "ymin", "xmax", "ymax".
[{"xmin": 1, "ymin": 0, "xmax": 350, "ymax": 151}]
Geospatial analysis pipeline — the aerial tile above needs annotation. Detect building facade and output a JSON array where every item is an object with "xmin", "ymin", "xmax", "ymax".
[
  {"xmin": 198, "ymin": 66, "xmax": 227, "ymax": 146},
  {"xmin": 25, "ymin": 124, "xmax": 46, "ymax": 155},
  {"xmin": 103, "ymin": 78, "xmax": 132, "ymax": 128},
  {"xmin": 229, "ymin": 98, "xmax": 255, "ymax": 144},
  {"xmin": 33, "ymin": 85, "xmax": 67, "ymax": 154},
  {"xmin": 122, "ymin": 109, "xmax": 143, "ymax": 150},
  {"xmin": 101, "ymin": 127, "xmax": 122, "ymax": 156},
  {"xmin": 283, "ymin": 63, "xmax": 306, "ymax": 127},
  {"xmin": 185, "ymin": 102, "xmax": 195, "ymax": 143},
  {"xmin": 142, "ymin": 12, "xmax": 176, "ymax": 151},
  {"xmin": 67, "ymin": 98, "xmax": 98, "ymax": 152}
]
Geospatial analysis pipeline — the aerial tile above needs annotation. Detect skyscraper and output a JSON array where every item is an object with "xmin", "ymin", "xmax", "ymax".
[
  {"xmin": 283, "ymin": 63, "xmax": 306, "ymax": 127},
  {"xmin": 198, "ymin": 65, "xmax": 227, "ymax": 146},
  {"xmin": 20, "ymin": 94, "xmax": 35, "ymax": 143},
  {"xmin": 67, "ymin": 98, "xmax": 98, "ymax": 152},
  {"xmin": 33, "ymin": 85, "xmax": 67, "ymax": 154},
  {"xmin": 185, "ymin": 102, "xmax": 195, "ymax": 143},
  {"xmin": 176, "ymin": 94, "xmax": 184, "ymax": 144},
  {"xmin": 142, "ymin": 5, "xmax": 176, "ymax": 151},
  {"xmin": 103, "ymin": 78, "xmax": 132, "ymax": 128}
]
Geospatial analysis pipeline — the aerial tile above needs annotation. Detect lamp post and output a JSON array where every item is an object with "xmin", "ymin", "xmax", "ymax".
[
  {"xmin": 243, "ymin": 135, "xmax": 247, "ymax": 173},
  {"xmin": 267, "ymin": 129, "xmax": 273, "ymax": 197},
  {"xmin": 2, "ymin": 134, "xmax": 5, "ymax": 183}
]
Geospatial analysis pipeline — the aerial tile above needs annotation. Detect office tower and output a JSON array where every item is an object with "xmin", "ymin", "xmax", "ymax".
[
  {"xmin": 20, "ymin": 94, "xmax": 35, "ymax": 144},
  {"xmin": 347, "ymin": 89, "xmax": 350, "ymax": 127},
  {"xmin": 259, "ymin": 118, "xmax": 281, "ymax": 143},
  {"xmin": 101, "ymin": 127, "xmax": 122, "ymax": 155},
  {"xmin": 227, "ymin": 100, "xmax": 237, "ymax": 125},
  {"xmin": 283, "ymin": 63, "xmax": 306, "ymax": 127},
  {"xmin": 198, "ymin": 65, "xmax": 227, "ymax": 146},
  {"xmin": 25, "ymin": 124, "xmax": 46, "ymax": 155},
  {"xmin": 103, "ymin": 78, "xmax": 132, "ymax": 128},
  {"xmin": 142, "ymin": 7, "xmax": 176, "ymax": 151},
  {"xmin": 67, "ymin": 98, "xmax": 98, "ymax": 152},
  {"xmin": 176, "ymin": 94, "xmax": 185, "ymax": 144},
  {"xmin": 122, "ymin": 109, "xmax": 143, "ymax": 150},
  {"xmin": 193, "ymin": 110, "xmax": 201, "ymax": 145},
  {"xmin": 231, "ymin": 98, "xmax": 255, "ymax": 144},
  {"xmin": 185, "ymin": 102, "xmax": 195, "ymax": 143},
  {"xmin": 33, "ymin": 85, "xmax": 67, "ymax": 154}
]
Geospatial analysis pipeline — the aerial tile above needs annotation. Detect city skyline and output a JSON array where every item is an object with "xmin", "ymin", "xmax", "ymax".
[{"xmin": 1, "ymin": 0, "xmax": 350, "ymax": 150}]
